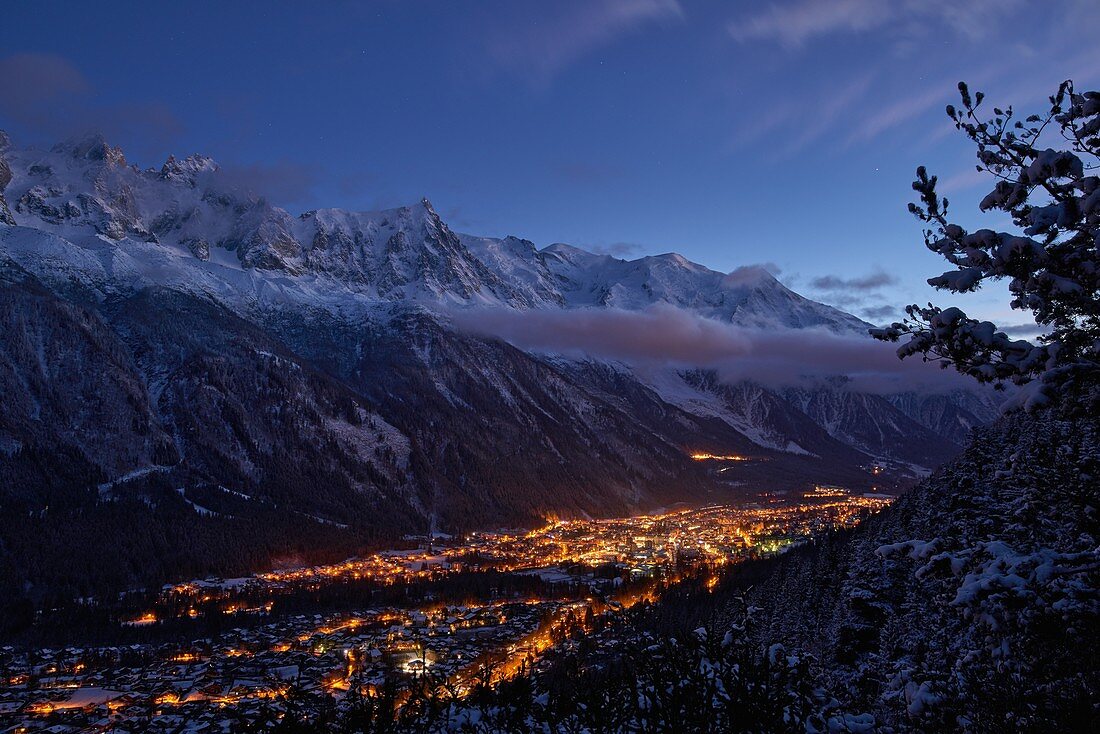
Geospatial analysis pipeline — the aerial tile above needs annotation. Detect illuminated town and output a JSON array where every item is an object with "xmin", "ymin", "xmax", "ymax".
[{"xmin": 0, "ymin": 489, "xmax": 890, "ymax": 732}]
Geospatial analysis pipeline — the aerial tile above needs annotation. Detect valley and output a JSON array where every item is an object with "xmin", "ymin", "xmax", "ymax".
[
  {"xmin": 0, "ymin": 131, "xmax": 989, "ymax": 608},
  {"xmin": 0, "ymin": 9, "xmax": 1094, "ymax": 729},
  {"xmin": 0, "ymin": 490, "xmax": 890, "ymax": 732}
]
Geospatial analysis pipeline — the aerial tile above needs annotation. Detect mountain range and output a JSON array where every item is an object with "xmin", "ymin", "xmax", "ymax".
[{"xmin": 0, "ymin": 132, "xmax": 1000, "ymax": 600}]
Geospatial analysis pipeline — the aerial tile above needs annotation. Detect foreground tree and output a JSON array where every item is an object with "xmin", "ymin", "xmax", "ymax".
[{"xmin": 872, "ymin": 81, "xmax": 1100, "ymax": 409}]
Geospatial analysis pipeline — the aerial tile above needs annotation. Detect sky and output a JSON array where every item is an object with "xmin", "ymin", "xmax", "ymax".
[{"xmin": 0, "ymin": 0, "xmax": 1096, "ymax": 329}]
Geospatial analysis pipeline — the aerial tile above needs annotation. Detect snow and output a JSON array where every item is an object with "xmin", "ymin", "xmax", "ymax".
[
  {"xmin": 633, "ymin": 366, "xmax": 815, "ymax": 454},
  {"xmin": 295, "ymin": 512, "xmax": 350, "ymax": 530},
  {"xmin": 0, "ymin": 132, "xmax": 992, "ymax": 509},
  {"xmin": 1, "ymin": 133, "xmax": 874, "ymax": 343},
  {"xmin": 174, "ymin": 488, "xmax": 221, "ymax": 517},
  {"xmin": 517, "ymin": 567, "xmax": 576, "ymax": 584},
  {"xmin": 97, "ymin": 465, "xmax": 172, "ymax": 498},
  {"xmin": 53, "ymin": 687, "xmax": 126, "ymax": 709},
  {"xmin": 323, "ymin": 411, "xmax": 412, "ymax": 475}
]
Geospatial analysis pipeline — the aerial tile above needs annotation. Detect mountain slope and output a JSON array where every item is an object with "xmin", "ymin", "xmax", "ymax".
[
  {"xmin": 0, "ymin": 132, "xmax": 989, "ymax": 601},
  {"xmin": 782, "ymin": 383, "xmax": 960, "ymax": 471},
  {"xmin": 885, "ymin": 390, "xmax": 1002, "ymax": 447},
  {"xmin": 736, "ymin": 405, "xmax": 1100, "ymax": 729},
  {"xmin": 0, "ymin": 257, "xmax": 172, "ymax": 501}
]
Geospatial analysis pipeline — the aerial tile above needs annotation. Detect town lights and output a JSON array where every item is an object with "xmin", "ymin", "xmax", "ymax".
[
  {"xmin": 689, "ymin": 452, "xmax": 751, "ymax": 461},
  {"xmin": 17, "ymin": 493, "xmax": 893, "ymax": 727}
]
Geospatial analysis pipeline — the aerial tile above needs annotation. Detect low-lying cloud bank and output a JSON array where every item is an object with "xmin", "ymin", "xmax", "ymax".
[{"xmin": 449, "ymin": 304, "xmax": 977, "ymax": 394}]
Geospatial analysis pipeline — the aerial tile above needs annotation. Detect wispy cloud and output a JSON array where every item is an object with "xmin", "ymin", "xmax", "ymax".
[
  {"xmin": 585, "ymin": 241, "xmax": 647, "ymax": 258},
  {"xmin": 728, "ymin": 0, "xmax": 891, "ymax": 49},
  {"xmin": 807, "ymin": 269, "xmax": 902, "ymax": 321},
  {"xmin": 748, "ymin": 261, "xmax": 783, "ymax": 277},
  {"xmin": 810, "ymin": 269, "xmax": 899, "ymax": 292},
  {"xmin": 725, "ymin": 72, "xmax": 875, "ymax": 155},
  {"xmin": 0, "ymin": 53, "xmax": 183, "ymax": 153},
  {"xmin": 782, "ymin": 73, "xmax": 875, "ymax": 154},
  {"xmin": 936, "ymin": 166, "xmax": 990, "ymax": 195},
  {"xmin": 442, "ymin": 205, "xmax": 486, "ymax": 232},
  {"xmin": 727, "ymin": 0, "xmax": 1021, "ymax": 50},
  {"xmin": 724, "ymin": 0, "xmax": 1092, "ymax": 158},
  {"xmin": 846, "ymin": 84, "xmax": 951, "ymax": 144},
  {"xmin": 859, "ymin": 304, "xmax": 902, "ymax": 322},
  {"xmin": 485, "ymin": 0, "xmax": 683, "ymax": 86},
  {"xmin": 449, "ymin": 303, "xmax": 969, "ymax": 393},
  {"xmin": 0, "ymin": 53, "xmax": 90, "ymax": 126},
  {"xmin": 203, "ymin": 161, "xmax": 321, "ymax": 206}
]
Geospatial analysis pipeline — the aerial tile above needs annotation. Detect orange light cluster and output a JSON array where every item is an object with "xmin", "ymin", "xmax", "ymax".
[
  {"xmin": 125, "ymin": 612, "xmax": 157, "ymax": 626},
  {"xmin": 24, "ymin": 494, "xmax": 898, "ymax": 725},
  {"xmin": 689, "ymin": 452, "xmax": 750, "ymax": 461}
]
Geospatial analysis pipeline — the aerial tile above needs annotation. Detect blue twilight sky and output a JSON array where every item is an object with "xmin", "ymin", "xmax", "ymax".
[{"xmin": 0, "ymin": 0, "xmax": 1096, "ymax": 328}]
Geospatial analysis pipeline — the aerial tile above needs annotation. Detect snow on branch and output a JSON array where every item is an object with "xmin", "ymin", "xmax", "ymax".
[{"xmin": 872, "ymin": 81, "xmax": 1100, "ymax": 408}]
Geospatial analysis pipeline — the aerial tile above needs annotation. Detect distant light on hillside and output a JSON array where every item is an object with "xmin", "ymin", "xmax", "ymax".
[{"xmin": 689, "ymin": 452, "xmax": 750, "ymax": 461}]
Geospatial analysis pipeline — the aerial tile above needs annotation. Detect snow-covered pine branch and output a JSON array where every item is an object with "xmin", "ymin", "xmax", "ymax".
[{"xmin": 872, "ymin": 81, "xmax": 1100, "ymax": 410}]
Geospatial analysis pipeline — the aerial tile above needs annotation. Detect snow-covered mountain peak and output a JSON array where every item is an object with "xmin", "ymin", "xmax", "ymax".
[
  {"xmin": 541, "ymin": 241, "xmax": 618, "ymax": 266},
  {"xmin": 51, "ymin": 132, "xmax": 128, "ymax": 167},
  {"xmin": 720, "ymin": 265, "xmax": 778, "ymax": 288},
  {"xmin": 290, "ymin": 197, "xmax": 530, "ymax": 304},
  {"xmin": 0, "ymin": 132, "xmax": 871, "ymax": 332},
  {"xmin": 416, "ymin": 196, "xmax": 438, "ymax": 216},
  {"xmin": 158, "ymin": 153, "xmax": 219, "ymax": 185},
  {"xmin": 647, "ymin": 251, "xmax": 700, "ymax": 270}
]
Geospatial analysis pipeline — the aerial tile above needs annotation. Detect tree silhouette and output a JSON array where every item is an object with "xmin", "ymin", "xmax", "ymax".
[{"xmin": 873, "ymin": 81, "xmax": 1100, "ymax": 410}]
